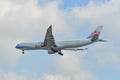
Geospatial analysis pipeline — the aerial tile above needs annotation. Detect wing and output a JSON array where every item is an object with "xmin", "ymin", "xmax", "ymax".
[
  {"xmin": 43, "ymin": 25, "xmax": 57, "ymax": 47},
  {"xmin": 63, "ymin": 48, "xmax": 88, "ymax": 51}
]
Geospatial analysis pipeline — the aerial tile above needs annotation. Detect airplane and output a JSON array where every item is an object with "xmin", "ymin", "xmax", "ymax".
[{"xmin": 15, "ymin": 25, "xmax": 106, "ymax": 56}]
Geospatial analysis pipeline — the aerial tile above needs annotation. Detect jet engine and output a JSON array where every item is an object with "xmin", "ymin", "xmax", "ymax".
[{"xmin": 48, "ymin": 48, "xmax": 63, "ymax": 56}]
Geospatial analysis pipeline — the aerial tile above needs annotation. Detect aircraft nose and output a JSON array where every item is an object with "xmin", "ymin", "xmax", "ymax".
[
  {"xmin": 15, "ymin": 45, "xmax": 18, "ymax": 49},
  {"xmin": 15, "ymin": 44, "xmax": 20, "ymax": 49}
]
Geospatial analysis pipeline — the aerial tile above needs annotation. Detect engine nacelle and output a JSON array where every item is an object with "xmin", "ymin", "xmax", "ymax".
[{"xmin": 48, "ymin": 50, "xmax": 55, "ymax": 54}]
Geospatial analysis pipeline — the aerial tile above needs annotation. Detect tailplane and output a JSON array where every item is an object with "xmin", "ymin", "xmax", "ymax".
[{"xmin": 87, "ymin": 26, "xmax": 103, "ymax": 41}]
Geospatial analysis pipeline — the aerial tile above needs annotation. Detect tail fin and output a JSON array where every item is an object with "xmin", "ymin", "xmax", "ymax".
[{"xmin": 87, "ymin": 26, "xmax": 103, "ymax": 41}]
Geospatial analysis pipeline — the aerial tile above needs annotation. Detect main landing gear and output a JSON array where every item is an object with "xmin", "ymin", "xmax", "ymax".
[
  {"xmin": 58, "ymin": 51, "xmax": 63, "ymax": 56},
  {"xmin": 51, "ymin": 48, "xmax": 63, "ymax": 56}
]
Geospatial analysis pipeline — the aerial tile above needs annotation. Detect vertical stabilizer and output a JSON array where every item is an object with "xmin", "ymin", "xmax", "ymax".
[{"xmin": 87, "ymin": 26, "xmax": 103, "ymax": 41}]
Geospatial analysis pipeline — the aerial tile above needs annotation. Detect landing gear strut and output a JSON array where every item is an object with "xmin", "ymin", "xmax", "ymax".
[
  {"xmin": 58, "ymin": 51, "xmax": 63, "ymax": 56},
  {"xmin": 57, "ymin": 50, "xmax": 63, "ymax": 56},
  {"xmin": 22, "ymin": 50, "xmax": 24, "ymax": 54},
  {"xmin": 51, "ymin": 48, "xmax": 63, "ymax": 56}
]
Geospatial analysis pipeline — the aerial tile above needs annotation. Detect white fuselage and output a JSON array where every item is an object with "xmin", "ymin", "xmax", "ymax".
[
  {"xmin": 15, "ymin": 25, "xmax": 104, "ymax": 55},
  {"xmin": 16, "ymin": 39, "xmax": 95, "ymax": 51}
]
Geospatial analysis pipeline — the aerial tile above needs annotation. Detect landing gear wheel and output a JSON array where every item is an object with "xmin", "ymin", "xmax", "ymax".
[
  {"xmin": 58, "ymin": 52, "xmax": 63, "ymax": 56},
  {"xmin": 22, "ymin": 50, "xmax": 24, "ymax": 54}
]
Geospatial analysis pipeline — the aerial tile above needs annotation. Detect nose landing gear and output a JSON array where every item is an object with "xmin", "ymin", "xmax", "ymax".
[{"xmin": 22, "ymin": 50, "xmax": 24, "ymax": 54}]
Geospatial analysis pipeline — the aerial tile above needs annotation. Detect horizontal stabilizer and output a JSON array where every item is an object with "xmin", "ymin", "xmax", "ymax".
[{"xmin": 98, "ymin": 39, "xmax": 107, "ymax": 42}]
